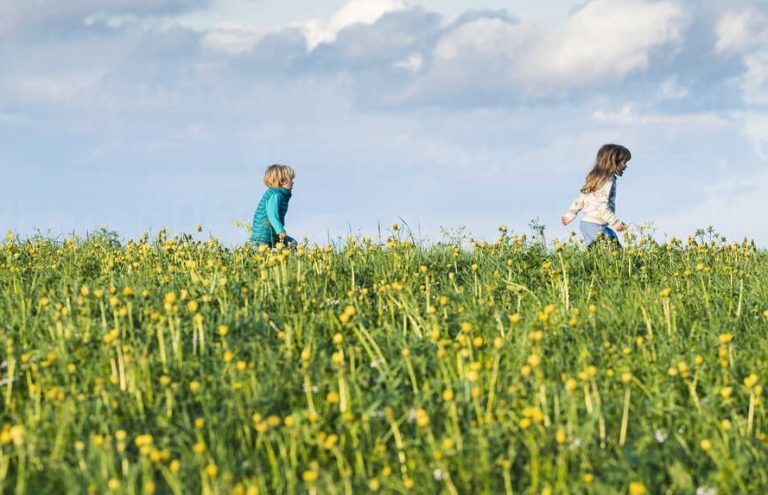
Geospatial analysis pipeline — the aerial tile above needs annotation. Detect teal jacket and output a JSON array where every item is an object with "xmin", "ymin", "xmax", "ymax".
[{"xmin": 251, "ymin": 187, "xmax": 291, "ymax": 244}]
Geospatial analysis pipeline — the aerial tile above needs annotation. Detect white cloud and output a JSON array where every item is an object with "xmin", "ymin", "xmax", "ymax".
[
  {"xmin": 393, "ymin": 52, "xmax": 424, "ymax": 72},
  {"xmin": 715, "ymin": 10, "xmax": 768, "ymax": 56},
  {"xmin": 592, "ymin": 103, "xmax": 727, "ymax": 128},
  {"xmin": 201, "ymin": 23, "xmax": 262, "ymax": 53},
  {"xmin": 301, "ymin": 0, "xmax": 407, "ymax": 50},
  {"xmin": 421, "ymin": 0, "xmax": 689, "ymax": 99},
  {"xmin": 434, "ymin": 17, "xmax": 535, "ymax": 62},
  {"xmin": 522, "ymin": 0, "xmax": 688, "ymax": 89},
  {"xmin": 4, "ymin": 71, "xmax": 104, "ymax": 104},
  {"xmin": 740, "ymin": 51, "xmax": 768, "ymax": 106},
  {"xmin": 740, "ymin": 111, "xmax": 768, "ymax": 159},
  {"xmin": 655, "ymin": 167, "xmax": 768, "ymax": 243},
  {"xmin": 0, "ymin": 0, "xmax": 211, "ymax": 37},
  {"xmin": 656, "ymin": 76, "xmax": 688, "ymax": 100}
]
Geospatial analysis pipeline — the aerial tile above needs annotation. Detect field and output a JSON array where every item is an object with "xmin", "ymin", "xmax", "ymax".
[{"xmin": 1, "ymin": 227, "xmax": 767, "ymax": 494}]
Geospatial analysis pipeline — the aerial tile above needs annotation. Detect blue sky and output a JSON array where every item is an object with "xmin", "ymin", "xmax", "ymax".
[{"xmin": 2, "ymin": 0, "xmax": 768, "ymax": 245}]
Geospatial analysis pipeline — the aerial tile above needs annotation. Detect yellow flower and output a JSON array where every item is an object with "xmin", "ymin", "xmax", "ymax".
[
  {"xmin": 527, "ymin": 354, "xmax": 541, "ymax": 368},
  {"xmin": 700, "ymin": 439, "xmax": 712, "ymax": 451},
  {"xmin": 322, "ymin": 434, "xmax": 338, "ymax": 450},
  {"xmin": 134, "ymin": 434, "xmax": 153, "ymax": 447},
  {"xmin": 205, "ymin": 463, "xmax": 219, "ymax": 478},
  {"xmin": 369, "ymin": 479, "xmax": 380, "ymax": 492},
  {"xmin": 555, "ymin": 429, "xmax": 566, "ymax": 445},
  {"xmin": 267, "ymin": 415, "xmax": 281, "ymax": 428},
  {"xmin": 164, "ymin": 292, "xmax": 176, "ymax": 305},
  {"xmin": 8, "ymin": 425, "xmax": 24, "ymax": 447},
  {"xmin": 331, "ymin": 351, "xmax": 344, "ymax": 366},
  {"xmin": 628, "ymin": 481, "xmax": 646, "ymax": 495},
  {"xmin": 302, "ymin": 470, "xmax": 319, "ymax": 483},
  {"xmin": 744, "ymin": 373, "xmax": 759, "ymax": 389},
  {"xmin": 415, "ymin": 408, "xmax": 430, "ymax": 427},
  {"xmin": 718, "ymin": 333, "xmax": 733, "ymax": 345},
  {"xmin": 189, "ymin": 381, "xmax": 200, "ymax": 393},
  {"xmin": 667, "ymin": 367, "xmax": 678, "ymax": 377},
  {"xmin": 522, "ymin": 406, "xmax": 544, "ymax": 423},
  {"xmin": 326, "ymin": 390, "xmax": 340, "ymax": 404}
]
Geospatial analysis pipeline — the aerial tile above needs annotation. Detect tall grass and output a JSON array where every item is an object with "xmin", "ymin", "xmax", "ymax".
[{"xmin": 1, "ymin": 227, "xmax": 766, "ymax": 494}]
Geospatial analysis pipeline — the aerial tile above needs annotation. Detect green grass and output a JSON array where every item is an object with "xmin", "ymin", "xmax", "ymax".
[{"xmin": 1, "ymin": 228, "xmax": 767, "ymax": 494}]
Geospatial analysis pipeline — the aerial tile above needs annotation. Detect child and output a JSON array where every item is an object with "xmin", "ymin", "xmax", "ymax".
[
  {"xmin": 251, "ymin": 164, "xmax": 296, "ymax": 247},
  {"xmin": 561, "ymin": 144, "xmax": 631, "ymax": 247}
]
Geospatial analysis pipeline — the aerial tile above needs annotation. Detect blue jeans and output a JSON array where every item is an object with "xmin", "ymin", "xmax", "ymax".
[{"xmin": 580, "ymin": 221, "xmax": 620, "ymax": 247}]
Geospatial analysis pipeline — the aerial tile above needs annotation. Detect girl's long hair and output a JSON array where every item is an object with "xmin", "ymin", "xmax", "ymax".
[{"xmin": 580, "ymin": 144, "xmax": 631, "ymax": 194}]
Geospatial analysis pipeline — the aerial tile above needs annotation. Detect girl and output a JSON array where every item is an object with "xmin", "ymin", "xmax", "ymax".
[
  {"xmin": 251, "ymin": 164, "xmax": 296, "ymax": 247},
  {"xmin": 561, "ymin": 144, "xmax": 631, "ymax": 247}
]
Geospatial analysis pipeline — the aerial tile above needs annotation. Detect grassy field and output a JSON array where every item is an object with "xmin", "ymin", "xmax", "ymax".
[{"xmin": 1, "ymin": 227, "xmax": 767, "ymax": 494}]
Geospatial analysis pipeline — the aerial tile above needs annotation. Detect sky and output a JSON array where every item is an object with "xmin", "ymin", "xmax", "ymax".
[{"xmin": 2, "ymin": 0, "xmax": 768, "ymax": 246}]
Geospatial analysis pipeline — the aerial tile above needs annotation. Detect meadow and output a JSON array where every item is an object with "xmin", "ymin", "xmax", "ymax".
[{"xmin": 1, "ymin": 226, "xmax": 766, "ymax": 494}]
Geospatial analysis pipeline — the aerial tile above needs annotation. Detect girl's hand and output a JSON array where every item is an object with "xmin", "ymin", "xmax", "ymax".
[
  {"xmin": 615, "ymin": 223, "xmax": 626, "ymax": 232},
  {"xmin": 561, "ymin": 216, "xmax": 571, "ymax": 225},
  {"xmin": 278, "ymin": 232, "xmax": 287, "ymax": 240}
]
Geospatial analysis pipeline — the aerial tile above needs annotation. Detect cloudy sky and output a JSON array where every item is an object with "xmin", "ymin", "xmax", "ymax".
[{"xmin": 2, "ymin": 0, "xmax": 768, "ymax": 245}]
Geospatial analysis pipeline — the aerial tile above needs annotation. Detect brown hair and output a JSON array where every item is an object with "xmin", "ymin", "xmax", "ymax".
[
  {"xmin": 263, "ymin": 164, "xmax": 295, "ymax": 188},
  {"xmin": 580, "ymin": 144, "xmax": 631, "ymax": 194}
]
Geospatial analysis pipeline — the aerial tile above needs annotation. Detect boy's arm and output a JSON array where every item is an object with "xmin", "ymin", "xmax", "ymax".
[{"xmin": 265, "ymin": 195, "xmax": 286, "ymax": 235}]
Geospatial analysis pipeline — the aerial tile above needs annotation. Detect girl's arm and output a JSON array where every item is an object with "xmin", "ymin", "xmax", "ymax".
[
  {"xmin": 265, "ymin": 195, "xmax": 286, "ymax": 234},
  {"xmin": 561, "ymin": 195, "xmax": 585, "ymax": 224}
]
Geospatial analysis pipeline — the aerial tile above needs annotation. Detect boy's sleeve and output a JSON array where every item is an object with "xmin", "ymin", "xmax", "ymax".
[
  {"xmin": 265, "ymin": 195, "xmax": 286, "ymax": 234},
  {"xmin": 562, "ymin": 195, "xmax": 584, "ymax": 224},
  {"xmin": 594, "ymin": 181, "xmax": 620, "ymax": 227}
]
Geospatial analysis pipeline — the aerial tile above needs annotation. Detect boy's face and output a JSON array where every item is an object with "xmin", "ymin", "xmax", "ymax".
[{"xmin": 282, "ymin": 178, "xmax": 294, "ymax": 190}]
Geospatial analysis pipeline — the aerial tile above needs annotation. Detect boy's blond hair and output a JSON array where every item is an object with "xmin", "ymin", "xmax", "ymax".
[{"xmin": 263, "ymin": 164, "xmax": 295, "ymax": 188}]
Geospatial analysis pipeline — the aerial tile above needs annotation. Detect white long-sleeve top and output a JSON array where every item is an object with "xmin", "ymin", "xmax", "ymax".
[{"xmin": 562, "ymin": 176, "xmax": 621, "ymax": 227}]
